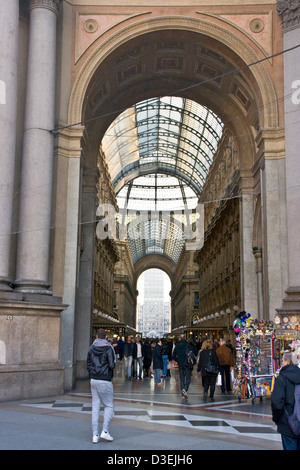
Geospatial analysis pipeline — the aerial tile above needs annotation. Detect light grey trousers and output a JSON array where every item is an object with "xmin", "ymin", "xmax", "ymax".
[{"xmin": 91, "ymin": 379, "xmax": 114, "ymax": 435}]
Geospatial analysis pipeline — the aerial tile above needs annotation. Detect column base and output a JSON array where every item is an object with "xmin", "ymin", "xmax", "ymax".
[
  {"xmin": 0, "ymin": 277, "xmax": 13, "ymax": 292},
  {"xmin": 14, "ymin": 280, "xmax": 52, "ymax": 296},
  {"xmin": 0, "ymin": 297, "xmax": 67, "ymax": 401},
  {"xmin": 276, "ymin": 286, "xmax": 300, "ymax": 313}
]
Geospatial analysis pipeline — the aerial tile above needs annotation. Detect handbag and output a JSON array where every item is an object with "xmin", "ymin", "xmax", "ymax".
[{"xmin": 205, "ymin": 350, "xmax": 219, "ymax": 375}]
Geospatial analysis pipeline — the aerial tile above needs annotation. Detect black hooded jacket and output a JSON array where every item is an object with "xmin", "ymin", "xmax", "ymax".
[
  {"xmin": 271, "ymin": 363, "xmax": 300, "ymax": 438},
  {"xmin": 172, "ymin": 340, "xmax": 193, "ymax": 367},
  {"xmin": 87, "ymin": 339, "xmax": 115, "ymax": 381}
]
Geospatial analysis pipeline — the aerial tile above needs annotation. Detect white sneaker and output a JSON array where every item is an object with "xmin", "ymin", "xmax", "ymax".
[
  {"xmin": 92, "ymin": 434, "xmax": 99, "ymax": 443},
  {"xmin": 100, "ymin": 430, "xmax": 114, "ymax": 441}
]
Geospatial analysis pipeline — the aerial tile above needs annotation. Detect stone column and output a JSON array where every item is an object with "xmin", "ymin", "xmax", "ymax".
[
  {"xmin": 15, "ymin": 0, "xmax": 61, "ymax": 295},
  {"xmin": 75, "ymin": 168, "xmax": 99, "ymax": 379},
  {"xmin": 277, "ymin": 0, "xmax": 300, "ymax": 309},
  {"xmin": 0, "ymin": 1, "xmax": 19, "ymax": 291},
  {"xmin": 239, "ymin": 193, "xmax": 257, "ymax": 316}
]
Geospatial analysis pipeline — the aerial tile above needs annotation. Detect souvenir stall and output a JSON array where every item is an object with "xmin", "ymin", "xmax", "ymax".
[
  {"xmin": 273, "ymin": 314, "xmax": 300, "ymax": 368},
  {"xmin": 233, "ymin": 312, "xmax": 275, "ymax": 403}
]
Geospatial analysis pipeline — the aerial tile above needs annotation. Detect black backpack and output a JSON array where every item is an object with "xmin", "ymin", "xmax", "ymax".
[
  {"xmin": 286, "ymin": 383, "xmax": 300, "ymax": 436},
  {"xmin": 186, "ymin": 347, "xmax": 197, "ymax": 369}
]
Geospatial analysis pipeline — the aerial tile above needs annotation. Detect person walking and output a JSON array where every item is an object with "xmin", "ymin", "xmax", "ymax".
[
  {"xmin": 216, "ymin": 338, "xmax": 235, "ymax": 394},
  {"xmin": 87, "ymin": 329, "xmax": 115, "ymax": 443},
  {"xmin": 166, "ymin": 338, "xmax": 173, "ymax": 377},
  {"xmin": 133, "ymin": 336, "xmax": 143, "ymax": 379},
  {"xmin": 197, "ymin": 339, "xmax": 219, "ymax": 402},
  {"xmin": 123, "ymin": 336, "xmax": 134, "ymax": 379},
  {"xmin": 152, "ymin": 339, "xmax": 163, "ymax": 385},
  {"xmin": 142, "ymin": 339, "xmax": 152, "ymax": 378},
  {"xmin": 271, "ymin": 352, "xmax": 300, "ymax": 450},
  {"xmin": 161, "ymin": 339, "xmax": 169, "ymax": 378},
  {"xmin": 172, "ymin": 334, "xmax": 194, "ymax": 399},
  {"xmin": 117, "ymin": 336, "xmax": 124, "ymax": 361}
]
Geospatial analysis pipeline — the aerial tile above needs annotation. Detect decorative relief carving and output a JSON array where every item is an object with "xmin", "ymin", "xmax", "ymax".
[
  {"xmin": 277, "ymin": 0, "xmax": 300, "ymax": 30},
  {"xmin": 249, "ymin": 18, "xmax": 265, "ymax": 33},
  {"xmin": 155, "ymin": 57, "xmax": 185, "ymax": 72},
  {"xmin": 83, "ymin": 19, "xmax": 98, "ymax": 34}
]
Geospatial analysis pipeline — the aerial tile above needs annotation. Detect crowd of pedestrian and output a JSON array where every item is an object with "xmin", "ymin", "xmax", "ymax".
[
  {"xmin": 116, "ymin": 335, "xmax": 174, "ymax": 383},
  {"xmin": 110, "ymin": 334, "xmax": 236, "ymax": 401},
  {"xmin": 86, "ymin": 330, "xmax": 237, "ymax": 443},
  {"xmin": 87, "ymin": 330, "xmax": 300, "ymax": 449}
]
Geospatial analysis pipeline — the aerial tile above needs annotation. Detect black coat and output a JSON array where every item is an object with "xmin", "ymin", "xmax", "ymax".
[
  {"xmin": 87, "ymin": 340, "xmax": 115, "ymax": 381},
  {"xmin": 271, "ymin": 364, "xmax": 300, "ymax": 438},
  {"xmin": 132, "ymin": 341, "xmax": 143, "ymax": 359},
  {"xmin": 153, "ymin": 344, "xmax": 163, "ymax": 370},
  {"xmin": 142, "ymin": 343, "xmax": 152, "ymax": 360},
  {"xmin": 197, "ymin": 348, "xmax": 219, "ymax": 376},
  {"xmin": 172, "ymin": 340, "xmax": 193, "ymax": 367},
  {"xmin": 124, "ymin": 342, "xmax": 134, "ymax": 357}
]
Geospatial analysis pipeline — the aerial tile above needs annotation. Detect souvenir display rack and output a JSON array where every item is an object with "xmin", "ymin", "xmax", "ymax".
[
  {"xmin": 273, "ymin": 313, "xmax": 300, "ymax": 368},
  {"xmin": 232, "ymin": 312, "xmax": 275, "ymax": 404}
]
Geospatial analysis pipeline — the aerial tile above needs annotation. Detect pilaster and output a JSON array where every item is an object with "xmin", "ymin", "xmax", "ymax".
[
  {"xmin": 276, "ymin": 0, "xmax": 300, "ymax": 313},
  {"xmin": 75, "ymin": 167, "xmax": 99, "ymax": 379}
]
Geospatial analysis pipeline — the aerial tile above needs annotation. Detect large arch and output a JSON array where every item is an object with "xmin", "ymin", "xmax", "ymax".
[
  {"xmin": 59, "ymin": 12, "xmax": 285, "ymax": 383},
  {"xmin": 68, "ymin": 15, "xmax": 279, "ymax": 129}
]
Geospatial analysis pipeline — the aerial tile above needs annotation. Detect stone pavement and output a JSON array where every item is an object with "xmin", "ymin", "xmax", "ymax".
[{"xmin": 0, "ymin": 362, "xmax": 283, "ymax": 452}]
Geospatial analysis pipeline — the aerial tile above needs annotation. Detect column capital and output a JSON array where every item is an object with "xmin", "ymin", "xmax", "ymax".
[
  {"xmin": 29, "ymin": 0, "xmax": 61, "ymax": 15},
  {"xmin": 277, "ymin": 0, "xmax": 300, "ymax": 31}
]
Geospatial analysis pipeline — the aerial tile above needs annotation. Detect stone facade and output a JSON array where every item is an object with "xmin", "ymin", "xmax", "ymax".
[{"xmin": 0, "ymin": 0, "xmax": 299, "ymax": 400}]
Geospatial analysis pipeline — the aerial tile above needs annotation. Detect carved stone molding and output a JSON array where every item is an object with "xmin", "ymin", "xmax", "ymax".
[
  {"xmin": 29, "ymin": 0, "xmax": 61, "ymax": 15},
  {"xmin": 277, "ymin": 0, "xmax": 300, "ymax": 30}
]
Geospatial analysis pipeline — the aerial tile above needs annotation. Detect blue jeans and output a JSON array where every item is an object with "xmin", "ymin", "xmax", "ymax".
[
  {"xmin": 162, "ymin": 355, "xmax": 168, "ymax": 376},
  {"xmin": 154, "ymin": 368, "xmax": 162, "ymax": 383},
  {"xmin": 134, "ymin": 357, "xmax": 143, "ymax": 378},
  {"xmin": 178, "ymin": 365, "xmax": 191, "ymax": 392},
  {"xmin": 281, "ymin": 434, "xmax": 300, "ymax": 450},
  {"xmin": 124, "ymin": 355, "xmax": 133, "ymax": 377},
  {"xmin": 91, "ymin": 379, "xmax": 114, "ymax": 435}
]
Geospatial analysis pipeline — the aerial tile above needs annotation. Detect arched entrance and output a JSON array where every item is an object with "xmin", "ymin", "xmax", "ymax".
[
  {"xmin": 136, "ymin": 268, "xmax": 171, "ymax": 337},
  {"xmin": 58, "ymin": 15, "xmax": 285, "ymax": 386}
]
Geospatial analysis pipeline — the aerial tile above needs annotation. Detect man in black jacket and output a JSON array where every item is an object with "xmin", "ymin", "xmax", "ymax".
[
  {"xmin": 172, "ymin": 334, "xmax": 194, "ymax": 399},
  {"xmin": 271, "ymin": 352, "xmax": 300, "ymax": 450},
  {"xmin": 87, "ymin": 329, "xmax": 116, "ymax": 443}
]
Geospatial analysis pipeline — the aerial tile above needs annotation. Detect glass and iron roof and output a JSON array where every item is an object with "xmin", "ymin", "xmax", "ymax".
[
  {"xmin": 102, "ymin": 96, "xmax": 223, "ymax": 196},
  {"xmin": 101, "ymin": 96, "xmax": 224, "ymax": 264},
  {"xmin": 117, "ymin": 174, "xmax": 198, "ymax": 212}
]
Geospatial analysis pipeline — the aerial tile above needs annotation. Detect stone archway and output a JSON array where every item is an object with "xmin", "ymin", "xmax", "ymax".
[{"xmin": 58, "ymin": 14, "xmax": 285, "ymax": 387}]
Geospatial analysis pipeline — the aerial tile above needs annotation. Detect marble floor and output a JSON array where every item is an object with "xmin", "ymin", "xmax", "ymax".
[{"xmin": 0, "ymin": 361, "xmax": 284, "ymax": 451}]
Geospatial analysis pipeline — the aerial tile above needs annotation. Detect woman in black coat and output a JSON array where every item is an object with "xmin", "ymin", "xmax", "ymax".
[
  {"xmin": 152, "ymin": 339, "xmax": 163, "ymax": 384},
  {"xmin": 142, "ymin": 339, "xmax": 153, "ymax": 377},
  {"xmin": 197, "ymin": 339, "xmax": 219, "ymax": 401}
]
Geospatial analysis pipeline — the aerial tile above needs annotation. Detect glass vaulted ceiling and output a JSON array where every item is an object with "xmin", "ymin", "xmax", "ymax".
[{"xmin": 102, "ymin": 96, "xmax": 224, "ymax": 264}]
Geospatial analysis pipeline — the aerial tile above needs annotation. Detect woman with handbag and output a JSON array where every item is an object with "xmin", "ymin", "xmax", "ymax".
[{"xmin": 197, "ymin": 340, "xmax": 220, "ymax": 402}]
